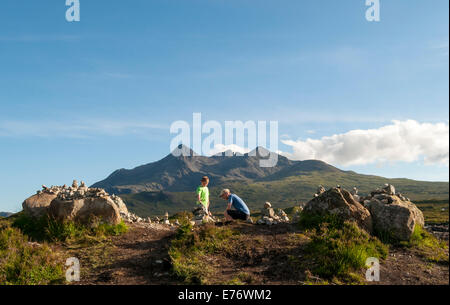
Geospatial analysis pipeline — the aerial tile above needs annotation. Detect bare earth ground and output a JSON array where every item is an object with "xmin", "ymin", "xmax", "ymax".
[{"xmin": 70, "ymin": 222, "xmax": 449, "ymax": 285}]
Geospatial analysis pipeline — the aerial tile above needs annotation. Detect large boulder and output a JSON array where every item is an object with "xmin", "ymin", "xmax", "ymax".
[
  {"xmin": 304, "ymin": 187, "xmax": 373, "ymax": 233},
  {"xmin": 365, "ymin": 193, "xmax": 424, "ymax": 241},
  {"xmin": 48, "ymin": 196, "xmax": 121, "ymax": 225},
  {"xmin": 22, "ymin": 192, "xmax": 58, "ymax": 218},
  {"xmin": 22, "ymin": 182, "xmax": 128, "ymax": 225}
]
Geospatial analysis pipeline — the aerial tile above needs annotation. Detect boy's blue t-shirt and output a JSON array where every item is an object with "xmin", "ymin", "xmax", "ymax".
[{"xmin": 228, "ymin": 194, "xmax": 250, "ymax": 215}]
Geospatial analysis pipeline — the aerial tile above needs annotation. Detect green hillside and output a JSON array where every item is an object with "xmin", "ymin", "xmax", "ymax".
[{"xmin": 121, "ymin": 171, "xmax": 449, "ymax": 217}]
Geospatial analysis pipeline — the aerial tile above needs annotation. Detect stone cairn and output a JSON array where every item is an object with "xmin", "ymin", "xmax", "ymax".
[
  {"xmin": 351, "ymin": 187, "xmax": 360, "ymax": 202},
  {"xmin": 163, "ymin": 212, "xmax": 170, "ymax": 225},
  {"xmin": 124, "ymin": 210, "xmax": 181, "ymax": 227},
  {"xmin": 358, "ymin": 183, "xmax": 410, "ymax": 206},
  {"xmin": 121, "ymin": 211, "xmax": 147, "ymax": 223},
  {"xmin": 256, "ymin": 202, "xmax": 289, "ymax": 225},
  {"xmin": 36, "ymin": 180, "xmax": 180, "ymax": 226},
  {"xmin": 314, "ymin": 185, "xmax": 326, "ymax": 197},
  {"xmin": 44, "ymin": 180, "xmax": 110, "ymax": 201},
  {"xmin": 312, "ymin": 184, "xmax": 408, "ymax": 206},
  {"xmin": 39, "ymin": 180, "xmax": 119, "ymax": 203},
  {"xmin": 192, "ymin": 206, "xmax": 215, "ymax": 226}
]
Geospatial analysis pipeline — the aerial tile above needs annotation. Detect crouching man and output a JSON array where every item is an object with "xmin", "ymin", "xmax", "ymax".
[{"xmin": 219, "ymin": 189, "xmax": 252, "ymax": 223}]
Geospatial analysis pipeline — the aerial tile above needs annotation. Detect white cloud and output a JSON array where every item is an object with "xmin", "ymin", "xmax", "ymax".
[
  {"xmin": 207, "ymin": 144, "xmax": 251, "ymax": 156},
  {"xmin": 281, "ymin": 120, "xmax": 449, "ymax": 167}
]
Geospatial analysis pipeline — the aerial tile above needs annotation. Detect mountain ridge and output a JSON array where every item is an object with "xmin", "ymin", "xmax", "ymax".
[
  {"xmin": 90, "ymin": 145, "xmax": 449, "ymax": 217},
  {"xmin": 91, "ymin": 145, "xmax": 344, "ymax": 194}
]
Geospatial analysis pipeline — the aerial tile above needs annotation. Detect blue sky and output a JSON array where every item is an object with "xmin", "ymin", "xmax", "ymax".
[{"xmin": 0, "ymin": 0, "xmax": 448, "ymax": 212}]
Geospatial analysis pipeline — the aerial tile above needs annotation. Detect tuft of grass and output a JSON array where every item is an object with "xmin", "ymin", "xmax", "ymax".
[
  {"xmin": 94, "ymin": 221, "xmax": 128, "ymax": 237},
  {"xmin": 298, "ymin": 212, "xmax": 388, "ymax": 284},
  {"xmin": 169, "ymin": 223, "xmax": 238, "ymax": 284},
  {"xmin": 0, "ymin": 227, "xmax": 65, "ymax": 285},
  {"xmin": 401, "ymin": 226, "xmax": 448, "ymax": 263}
]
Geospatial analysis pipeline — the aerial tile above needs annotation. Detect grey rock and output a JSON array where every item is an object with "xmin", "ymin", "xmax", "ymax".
[
  {"xmin": 304, "ymin": 187, "xmax": 373, "ymax": 233},
  {"xmin": 366, "ymin": 193, "xmax": 424, "ymax": 241}
]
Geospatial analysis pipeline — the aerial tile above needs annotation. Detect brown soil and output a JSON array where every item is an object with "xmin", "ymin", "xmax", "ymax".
[
  {"xmin": 372, "ymin": 247, "xmax": 449, "ymax": 285},
  {"xmin": 73, "ymin": 223, "xmax": 179, "ymax": 285},
  {"xmin": 69, "ymin": 222, "xmax": 449, "ymax": 285}
]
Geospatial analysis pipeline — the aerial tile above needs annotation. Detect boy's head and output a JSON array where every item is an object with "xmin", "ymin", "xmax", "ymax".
[{"xmin": 200, "ymin": 176, "xmax": 209, "ymax": 186}]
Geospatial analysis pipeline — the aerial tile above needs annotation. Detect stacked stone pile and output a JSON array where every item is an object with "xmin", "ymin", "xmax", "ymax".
[
  {"xmin": 192, "ymin": 206, "xmax": 216, "ymax": 226},
  {"xmin": 256, "ymin": 202, "xmax": 289, "ymax": 225}
]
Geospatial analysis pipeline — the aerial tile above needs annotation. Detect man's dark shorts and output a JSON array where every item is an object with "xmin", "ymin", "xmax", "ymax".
[{"xmin": 227, "ymin": 209, "xmax": 250, "ymax": 220}]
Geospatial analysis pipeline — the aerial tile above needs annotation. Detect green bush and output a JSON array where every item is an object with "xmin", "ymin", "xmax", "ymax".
[
  {"xmin": 298, "ymin": 212, "xmax": 388, "ymax": 283},
  {"xmin": 297, "ymin": 212, "xmax": 344, "ymax": 231},
  {"xmin": 0, "ymin": 227, "xmax": 65, "ymax": 285}
]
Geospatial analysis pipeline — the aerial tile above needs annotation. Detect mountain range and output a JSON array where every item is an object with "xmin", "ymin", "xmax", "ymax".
[{"xmin": 92, "ymin": 145, "xmax": 449, "ymax": 216}]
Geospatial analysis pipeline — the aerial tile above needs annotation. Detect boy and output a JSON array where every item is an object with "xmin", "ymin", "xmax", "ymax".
[{"xmin": 196, "ymin": 176, "xmax": 210, "ymax": 214}]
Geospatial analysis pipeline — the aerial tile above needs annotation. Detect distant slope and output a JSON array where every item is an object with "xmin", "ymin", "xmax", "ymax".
[
  {"xmin": 0, "ymin": 212, "xmax": 13, "ymax": 218},
  {"xmin": 92, "ymin": 145, "xmax": 343, "ymax": 194},
  {"xmin": 94, "ymin": 146, "xmax": 449, "ymax": 217}
]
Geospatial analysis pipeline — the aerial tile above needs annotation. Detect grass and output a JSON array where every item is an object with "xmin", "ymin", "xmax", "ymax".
[
  {"xmin": 372, "ymin": 222, "xmax": 448, "ymax": 264},
  {"xmin": 297, "ymin": 212, "xmax": 389, "ymax": 284},
  {"xmin": 0, "ymin": 226, "xmax": 65, "ymax": 285},
  {"xmin": 415, "ymin": 200, "xmax": 449, "ymax": 224},
  {"xmin": 169, "ymin": 222, "xmax": 238, "ymax": 284},
  {"xmin": 11, "ymin": 213, "xmax": 128, "ymax": 243},
  {"xmin": 401, "ymin": 225, "xmax": 449, "ymax": 263},
  {"xmin": 0, "ymin": 213, "xmax": 128, "ymax": 285}
]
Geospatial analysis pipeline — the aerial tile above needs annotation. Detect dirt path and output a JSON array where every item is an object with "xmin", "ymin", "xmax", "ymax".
[
  {"xmin": 71, "ymin": 222, "xmax": 448, "ymax": 285},
  {"xmin": 75, "ymin": 223, "xmax": 178, "ymax": 285},
  {"xmin": 206, "ymin": 223, "xmax": 310, "ymax": 284},
  {"xmin": 373, "ymin": 247, "xmax": 449, "ymax": 285}
]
